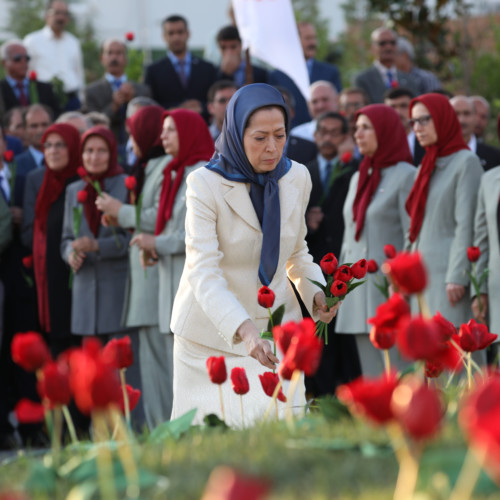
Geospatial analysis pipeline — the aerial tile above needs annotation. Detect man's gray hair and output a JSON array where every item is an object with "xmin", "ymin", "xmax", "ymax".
[{"xmin": 0, "ymin": 39, "xmax": 25, "ymax": 61}]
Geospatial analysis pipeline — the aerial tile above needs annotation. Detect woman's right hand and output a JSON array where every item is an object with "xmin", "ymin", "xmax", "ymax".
[
  {"xmin": 68, "ymin": 250, "xmax": 86, "ymax": 272},
  {"xmin": 237, "ymin": 319, "xmax": 279, "ymax": 370},
  {"xmin": 472, "ymin": 294, "xmax": 488, "ymax": 324}
]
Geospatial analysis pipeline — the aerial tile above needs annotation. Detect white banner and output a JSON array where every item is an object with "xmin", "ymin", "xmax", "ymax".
[{"xmin": 232, "ymin": 0, "xmax": 310, "ymax": 100}]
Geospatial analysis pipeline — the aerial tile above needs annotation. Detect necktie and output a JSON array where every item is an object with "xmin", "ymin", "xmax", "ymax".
[
  {"xmin": 323, "ymin": 162, "xmax": 333, "ymax": 192},
  {"xmin": 16, "ymin": 81, "xmax": 29, "ymax": 106},
  {"xmin": 178, "ymin": 60, "xmax": 188, "ymax": 87},
  {"xmin": 112, "ymin": 78, "xmax": 122, "ymax": 91},
  {"xmin": 386, "ymin": 70, "xmax": 394, "ymax": 88},
  {"xmin": 0, "ymin": 173, "xmax": 9, "ymax": 204}
]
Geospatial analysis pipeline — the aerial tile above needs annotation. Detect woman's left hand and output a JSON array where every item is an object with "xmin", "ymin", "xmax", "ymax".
[
  {"xmin": 72, "ymin": 236, "xmax": 99, "ymax": 253},
  {"xmin": 314, "ymin": 291, "xmax": 340, "ymax": 324},
  {"xmin": 95, "ymin": 192, "xmax": 123, "ymax": 218},
  {"xmin": 130, "ymin": 233, "xmax": 157, "ymax": 252},
  {"xmin": 446, "ymin": 283, "xmax": 465, "ymax": 307}
]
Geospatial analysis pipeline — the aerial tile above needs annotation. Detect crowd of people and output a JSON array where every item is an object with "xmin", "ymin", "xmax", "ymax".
[{"xmin": 0, "ymin": 0, "xmax": 499, "ymax": 442}]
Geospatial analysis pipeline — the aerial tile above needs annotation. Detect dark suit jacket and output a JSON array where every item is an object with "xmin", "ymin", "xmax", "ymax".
[
  {"xmin": 0, "ymin": 79, "xmax": 60, "ymax": 117},
  {"xmin": 83, "ymin": 78, "xmax": 151, "ymax": 144},
  {"xmin": 144, "ymin": 55, "xmax": 216, "ymax": 110},
  {"xmin": 354, "ymin": 66, "xmax": 419, "ymax": 104},
  {"xmin": 12, "ymin": 149, "xmax": 42, "ymax": 207},
  {"xmin": 476, "ymin": 142, "xmax": 500, "ymax": 171},
  {"xmin": 286, "ymin": 136, "xmax": 317, "ymax": 166},
  {"xmin": 270, "ymin": 59, "xmax": 342, "ymax": 128},
  {"xmin": 216, "ymin": 64, "xmax": 268, "ymax": 85}
]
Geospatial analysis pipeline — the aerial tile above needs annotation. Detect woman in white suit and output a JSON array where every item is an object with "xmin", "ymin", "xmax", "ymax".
[{"xmin": 169, "ymin": 84, "xmax": 337, "ymax": 426}]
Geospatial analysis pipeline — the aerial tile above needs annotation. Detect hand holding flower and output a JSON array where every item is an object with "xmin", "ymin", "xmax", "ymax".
[
  {"xmin": 237, "ymin": 319, "xmax": 279, "ymax": 370},
  {"xmin": 471, "ymin": 294, "xmax": 488, "ymax": 323},
  {"xmin": 95, "ymin": 192, "xmax": 123, "ymax": 218},
  {"xmin": 130, "ymin": 233, "xmax": 156, "ymax": 252},
  {"xmin": 72, "ymin": 236, "xmax": 99, "ymax": 253},
  {"xmin": 68, "ymin": 249, "xmax": 86, "ymax": 272},
  {"xmin": 313, "ymin": 291, "xmax": 340, "ymax": 323},
  {"xmin": 446, "ymin": 283, "xmax": 465, "ymax": 307}
]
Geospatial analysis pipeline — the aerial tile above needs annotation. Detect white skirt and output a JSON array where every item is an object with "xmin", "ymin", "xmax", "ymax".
[{"xmin": 171, "ymin": 335, "xmax": 306, "ymax": 427}]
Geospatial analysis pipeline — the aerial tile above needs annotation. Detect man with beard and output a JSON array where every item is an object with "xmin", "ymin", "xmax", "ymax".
[
  {"xmin": 83, "ymin": 39, "xmax": 150, "ymax": 154},
  {"xmin": 304, "ymin": 111, "xmax": 361, "ymax": 397}
]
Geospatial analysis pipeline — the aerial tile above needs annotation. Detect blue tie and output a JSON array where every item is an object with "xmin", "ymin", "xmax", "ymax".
[
  {"xmin": 178, "ymin": 60, "xmax": 188, "ymax": 87},
  {"xmin": 112, "ymin": 78, "xmax": 122, "ymax": 91},
  {"xmin": 386, "ymin": 70, "xmax": 394, "ymax": 88},
  {"xmin": 323, "ymin": 162, "xmax": 332, "ymax": 191}
]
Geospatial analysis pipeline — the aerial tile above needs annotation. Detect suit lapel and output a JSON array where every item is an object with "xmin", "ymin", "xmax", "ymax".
[
  {"xmin": 222, "ymin": 179, "xmax": 261, "ymax": 231},
  {"xmin": 279, "ymin": 173, "xmax": 299, "ymax": 226}
]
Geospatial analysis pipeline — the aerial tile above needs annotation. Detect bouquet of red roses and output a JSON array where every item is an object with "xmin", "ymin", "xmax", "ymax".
[{"xmin": 309, "ymin": 253, "xmax": 367, "ymax": 344}]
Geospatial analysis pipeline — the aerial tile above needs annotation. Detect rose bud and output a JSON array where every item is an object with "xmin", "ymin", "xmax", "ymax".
[
  {"xmin": 258, "ymin": 371, "xmax": 286, "ymax": 402},
  {"xmin": 334, "ymin": 265, "xmax": 353, "ymax": 282},
  {"xmin": 391, "ymin": 81, "xmax": 399, "ymax": 88},
  {"xmin": 397, "ymin": 315, "xmax": 443, "ymax": 362},
  {"xmin": 29, "ymin": 70, "xmax": 37, "ymax": 81},
  {"xmin": 273, "ymin": 321, "xmax": 299, "ymax": 355},
  {"xmin": 206, "ymin": 356, "xmax": 227, "ymax": 385},
  {"xmin": 101, "ymin": 336, "xmax": 134, "ymax": 369},
  {"xmin": 383, "ymin": 251, "xmax": 427, "ymax": 294},
  {"xmin": 340, "ymin": 151, "xmax": 353, "ymax": 164},
  {"xmin": 467, "ymin": 246, "xmax": 481, "ymax": 263},
  {"xmin": 320, "ymin": 253, "xmax": 338, "ymax": 275},
  {"xmin": 257, "ymin": 286, "xmax": 275, "ymax": 309},
  {"xmin": 230, "ymin": 367, "xmax": 249, "ymax": 395},
  {"xmin": 280, "ymin": 324, "xmax": 323, "ymax": 376},
  {"xmin": 125, "ymin": 31, "xmax": 135, "ymax": 41},
  {"xmin": 367, "ymin": 259, "xmax": 378, "ymax": 273},
  {"xmin": 455, "ymin": 319, "xmax": 497, "ymax": 352},
  {"xmin": 77, "ymin": 166, "xmax": 88, "ymax": 178},
  {"xmin": 3, "ymin": 150, "xmax": 14, "ymax": 163},
  {"xmin": 22, "ymin": 255, "xmax": 33, "ymax": 269},
  {"xmin": 331, "ymin": 280, "xmax": 347, "ymax": 297},
  {"xmin": 383, "ymin": 244, "xmax": 397, "ymax": 259},
  {"xmin": 14, "ymin": 399, "xmax": 45, "ymax": 424},
  {"xmin": 119, "ymin": 385, "xmax": 141, "ymax": 414},
  {"xmin": 351, "ymin": 259, "xmax": 367, "ymax": 279},
  {"xmin": 37, "ymin": 360, "xmax": 71, "ymax": 406},
  {"xmin": 369, "ymin": 326, "xmax": 396, "ymax": 350},
  {"xmin": 424, "ymin": 360, "xmax": 444, "ymax": 379},
  {"xmin": 124, "ymin": 176, "xmax": 137, "ymax": 191},
  {"xmin": 11, "ymin": 331, "xmax": 51, "ymax": 372},
  {"xmin": 368, "ymin": 293, "xmax": 410, "ymax": 342},
  {"xmin": 77, "ymin": 190, "xmax": 88, "ymax": 204}
]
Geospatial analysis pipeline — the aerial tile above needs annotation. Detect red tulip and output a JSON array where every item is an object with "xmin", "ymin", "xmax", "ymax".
[
  {"xmin": 257, "ymin": 286, "xmax": 275, "ymax": 309},
  {"xmin": 425, "ymin": 360, "xmax": 444, "ymax": 378},
  {"xmin": 77, "ymin": 166, "xmax": 88, "ymax": 179},
  {"xmin": 124, "ymin": 176, "xmax": 137, "ymax": 191},
  {"xmin": 383, "ymin": 244, "xmax": 396, "ymax": 259},
  {"xmin": 125, "ymin": 31, "xmax": 135, "ymax": 41},
  {"xmin": 340, "ymin": 151, "xmax": 353, "ymax": 164},
  {"xmin": 37, "ymin": 360, "xmax": 71, "ymax": 406},
  {"xmin": 384, "ymin": 251, "xmax": 427, "ymax": 294},
  {"xmin": 206, "ymin": 356, "xmax": 227, "ymax": 384},
  {"xmin": 337, "ymin": 372, "xmax": 399, "ymax": 425},
  {"xmin": 367, "ymin": 259, "xmax": 378, "ymax": 273},
  {"xmin": 76, "ymin": 190, "xmax": 88, "ymax": 204},
  {"xmin": 28, "ymin": 70, "xmax": 37, "ymax": 81},
  {"xmin": 3, "ymin": 150, "xmax": 14, "ymax": 163},
  {"xmin": 90, "ymin": 362, "xmax": 123, "ymax": 410},
  {"xmin": 101, "ymin": 336, "xmax": 134, "ymax": 369},
  {"xmin": 350, "ymin": 259, "xmax": 367, "ymax": 279},
  {"xmin": 369, "ymin": 326, "xmax": 396, "ymax": 350},
  {"xmin": 331, "ymin": 280, "xmax": 347, "ymax": 297},
  {"xmin": 273, "ymin": 321, "xmax": 299, "ymax": 355},
  {"xmin": 334, "ymin": 265, "xmax": 353, "ymax": 282},
  {"xmin": 11, "ymin": 331, "xmax": 51, "ymax": 372},
  {"xmin": 391, "ymin": 81, "xmax": 399, "ymax": 88},
  {"xmin": 397, "ymin": 315, "xmax": 444, "ymax": 362},
  {"xmin": 391, "ymin": 376, "xmax": 444, "ymax": 440},
  {"xmin": 22, "ymin": 255, "xmax": 33, "ymax": 268},
  {"xmin": 119, "ymin": 384, "xmax": 141, "ymax": 413},
  {"xmin": 467, "ymin": 246, "xmax": 481, "ymax": 262},
  {"xmin": 14, "ymin": 399, "xmax": 45, "ymax": 424},
  {"xmin": 319, "ymin": 253, "xmax": 338, "ymax": 275},
  {"xmin": 432, "ymin": 311, "xmax": 456, "ymax": 342},
  {"xmin": 455, "ymin": 319, "xmax": 497, "ymax": 352},
  {"xmin": 230, "ymin": 367, "xmax": 249, "ymax": 395},
  {"xmin": 258, "ymin": 371, "xmax": 286, "ymax": 402}
]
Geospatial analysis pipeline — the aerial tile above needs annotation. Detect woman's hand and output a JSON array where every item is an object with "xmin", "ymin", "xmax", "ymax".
[
  {"xmin": 130, "ymin": 233, "xmax": 157, "ymax": 253},
  {"xmin": 68, "ymin": 250, "xmax": 86, "ymax": 272},
  {"xmin": 472, "ymin": 293, "xmax": 488, "ymax": 323},
  {"xmin": 446, "ymin": 283, "xmax": 465, "ymax": 307},
  {"xmin": 95, "ymin": 192, "xmax": 123, "ymax": 218},
  {"xmin": 314, "ymin": 291, "xmax": 340, "ymax": 323},
  {"xmin": 139, "ymin": 249, "xmax": 158, "ymax": 269},
  {"xmin": 237, "ymin": 319, "xmax": 279, "ymax": 370},
  {"xmin": 72, "ymin": 236, "xmax": 99, "ymax": 253}
]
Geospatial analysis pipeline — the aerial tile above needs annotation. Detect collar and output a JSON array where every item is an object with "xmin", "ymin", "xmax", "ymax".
[
  {"xmin": 5, "ymin": 75, "xmax": 28, "ymax": 88},
  {"xmin": 42, "ymin": 25, "xmax": 65, "ymax": 40},
  {"xmin": 374, "ymin": 60, "xmax": 397, "ymax": 76},
  {"xmin": 168, "ymin": 51, "xmax": 192, "ymax": 66},
  {"xmin": 29, "ymin": 146, "xmax": 44, "ymax": 167},
  {"xmin": 105, "ymin": 73, "xmax": 127, "ymax": 84},
  {"xmin": 467, "ymin": 135, "xmax": 477, "ymax": 153}
]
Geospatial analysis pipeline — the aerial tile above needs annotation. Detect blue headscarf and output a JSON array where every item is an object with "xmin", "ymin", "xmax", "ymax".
[{"xmin": 206, "ymin": 83, "xmax": 291, "ymax": 286}]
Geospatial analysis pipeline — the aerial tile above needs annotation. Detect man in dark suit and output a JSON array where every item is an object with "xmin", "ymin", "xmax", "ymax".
[
  {"xmin": 144, "ymin": 15, "xmax": 216, "ymax": 114},
  {"xmin": 269, "ymin": 21, "xmax": 342, "ymax": 128},
  {"xmin": 354, "ymin": 28, "xmax": 419, "ymax": 104},
  {"xmin": 0, "ymin": 39, "xmax": 60, "ymax": 117},
  {"xmin": 451, "ymin": 95, "xmax": 500, "ymax": 171},
  {"xmin": 83, "ymin": 38, "xmax": 151, "ymax": 150},
  {"xmin": 304, "ymin": 112, "xmax": 361, "ymax": 397}
]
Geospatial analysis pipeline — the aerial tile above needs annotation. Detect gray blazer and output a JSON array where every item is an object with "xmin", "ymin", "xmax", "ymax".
[
  {"xmin": 61, "ymin": 175, "xmax": 131, "ymax": 335},
  {"xmin": 473, "ymin": 166, "xmax": 500, "ymax": 338},
  {"xmin": 117, "ymin": 155, "xmax": 166, "ymax": 328},
  {"xmin": 155, "ymin": 161, "xmax": 202, "ymax": 334},
  {"xmin": 410, "ymin": 150, "xmax": 483, "ymax": 326},
  {"xmin": 335, "ymin": 162, "xmax": 415, "ymax": 333}
]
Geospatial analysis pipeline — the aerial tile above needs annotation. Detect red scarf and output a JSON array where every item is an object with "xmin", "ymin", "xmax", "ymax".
[
  {"xmin": 352, "ymin": 104, "xmax": 413, "ymax": 241},
  {"xmin": 155, "ymin": 109, "xmax": 214, "ymax": 235},
  {"xmin": 33, "ymin": 123, "xmax": 81, "ymax": 332},
  {"xmin": 80, "ymin": 126, "xmax": 124, "ymax": 236},
  {"xmin": 405, "ymin": 93, "xmax": 469, "ymax": 243}
]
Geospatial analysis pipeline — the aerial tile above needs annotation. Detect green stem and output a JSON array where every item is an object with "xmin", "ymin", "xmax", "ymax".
[
  {"xmin": 120, "ymin": 369, "xmax": 131, "ymax": 429},
  {"xmin": 62, "ymin": 405, "xmax": 79, "ymax": 445}
]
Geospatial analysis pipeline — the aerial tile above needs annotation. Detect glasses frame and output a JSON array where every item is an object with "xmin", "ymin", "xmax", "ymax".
[{"xmin": 409, "ymin": 115, "xmax": 433, "ymax": 128}]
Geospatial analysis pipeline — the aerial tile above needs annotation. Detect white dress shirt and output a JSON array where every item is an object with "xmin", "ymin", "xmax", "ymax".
[
  {"xmin": 290, "ymin": 120, "xmax": 316, "ymax": 142},
  {"xmin": 467, "ymin": 135, "xmax": 477, "ymax": 154}
]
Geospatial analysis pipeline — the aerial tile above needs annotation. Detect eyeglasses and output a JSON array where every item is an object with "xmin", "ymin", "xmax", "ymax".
[
  {"xmin": 11, "ymin": 54, "xmax": 30, "ymax": 63},
  {"xmin": 409, "ymin": 115, "xmax": 432, "ymax": 128},
  {"xmin": 377, "ymin": 40, "xmax": 396, "ymax": 47},
  {"xmin": 316, "ymin": 128, "xmax": 343, "ymax": 138},
  {"xmin": 214, "ymin": 97, "xmax": 230, "ymax": 104},
  {"xmin": 43, "ymin": 142, "xmax": 67, "ymax": 150}
]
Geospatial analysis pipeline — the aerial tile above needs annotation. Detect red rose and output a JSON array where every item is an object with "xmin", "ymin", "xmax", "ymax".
[
  {"xmin": 206, "ymin": 356, "xmax": 227, "ymax": 385},
  {"xmin": 258, "ymin": 371, "xmax": 286, "ymax": 402},
  {"xmin": 384, "ymin": 251, "xmax": 427, "ymax": 294},
  {"xmin": 230, "ymin": 367, "xmax": 249, "ymax": 395},
  {"xmin": 425, "ymin": 360, "xmax": 444, "ymax": 378},
  {"xmin": 397, "ymin": 315, "xmax": 444, "ymax": 361},
  {"xmin": 273, "ymin": 321, "xmax": 299, "ymax": 355},
  {"xmin": 391, "ymin": 377, "xmax": 444, "ymax": 440},
  {"xmin": 383, "ymin": 244, "xmax": 396, "ymax": 259},
  {"xmin": 124, "ymin": 176, "xmax": 137, "ymax": 191},
  {"xmin": 334, "ymin": 265, "xmax": 352, "ymax": 282},
  {"xmin": 331, "ymin": 280, "xmax": 347, "ymax": 297},
  {"xmin": 467, "ymin": 246, "xmax": 481, "ymax": 263},
  {"xmin": 3, "ymin": 150, "xmax": 14, "ymax": 163},
  {"xmin": 337, "ymin": 372, "xmax": 399, "ymax": 425},
  {"xmin": 28, "ymin": 70, "xmax": 37, "ymax": 81},
  {"xmin": 14, "ymin": 399, "xmax": 45, "ymax": 424},
  {"xmin": 76, "ymin": 190, "xmax": 88, "ymax": 204},
  {"xmin": 125, "ymin": 31, "xmax": 135, "ymax": 41},
  {"xmin": 22, "ymin": 255, "xmax": 33, "ymax": 268},
  {"xmin": 77, "ymin": 166, "xmax": 88, "ymax": 179},
  {"xmin": 257, "ymin": 286, "xmax": 275, "ymax": 309},
  {"xmin": 319, "ymin": 253, "xmax": 338, "ymax": 275},
  {"xmin": 101, "ymin": 336, "xmax": 134, "ymax": 369},
  {"xmin": 37, "ymin": 360, "xmax": 72, "ymax": 406},
  {"xmin": 340, "ymin": 151, "xmax": 353, "ymax": 164},
  {"xmin": 367, "ymin": 259, "xmax": 378, "ymax": 273},
  {"xmin": 455, "ymin": 319, "xmax": 498, "ymax": 352},
  {"xmin": 351, "ymin": 259, "xmax": 367, "ymax": 279},
  {"xmin": 11, "ymin": 331, "xmax": 51, "ymax": 372},
  {"xmin": 119, "ymin": 384, "xmax": 141, "ymax": 414},
  {"xmin": 390, "ymin": 80, "xmax": 399, "ymax": 88}
]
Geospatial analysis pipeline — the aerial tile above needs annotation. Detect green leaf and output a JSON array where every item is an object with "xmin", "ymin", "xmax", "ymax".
[
  {"xmin": 346, "ymin": 279, "xmax": 367, "ymax": 294},
  {"xmin": 325, "ymin": 296, "xmax": 340, "ymax": 308},
  {"xmin": 135, "ymin": 192, "xmax": 143, "ymax": 233},
  {"xmin": 147, "ymin": 408, "xmax": 196, "ymax": 443},
  {"xmin": 267, "ymin": 304, "xmax": 285, "ymax": 331},
  {"xmin": 203, "ymin": 413, "xmax": 229, "ymax": 429},
  {"xmin": 26, "ymin": 461, "xmax": 57, "ymax": 494},
  {"xmin": 72, "ymin": 206, "xmax": 82, "ymax": 237},
  {"xmin": 260, "ymin": 331, "xmax": 274, "ymax": 341},
  {"xmin": 92, "ymin": 180, "xmax": 102, "ymax": 195},
  {"xmin": 307, "ymin": 277, "xmax": 327, "ymax": 294}
]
